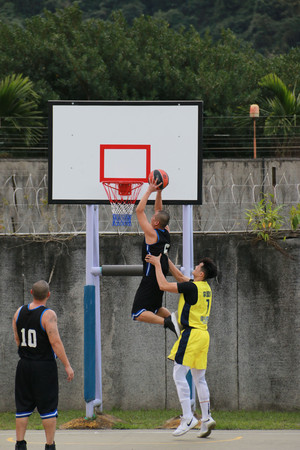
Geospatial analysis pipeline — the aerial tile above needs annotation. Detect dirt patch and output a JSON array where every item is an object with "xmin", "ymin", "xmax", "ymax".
[
  {"xmin": 60, "ymin": 412, "xmax": 202, "ymax": 430},
  {"xmin": 159, "ymin": 413, "xmax": 201, "ymax": 429},
  {"xmin": 59, "ymin": 413, "xmax": 123, "ymax": 430}
]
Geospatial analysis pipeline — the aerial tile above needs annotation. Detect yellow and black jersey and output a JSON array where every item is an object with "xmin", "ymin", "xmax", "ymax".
[
  {"xmin": 168, "ymin": 280, "xmax": 212, "ymax": 369},
  {"xmin": 177, "ymin": 280, "xmax": 212, "ymax": 331}
]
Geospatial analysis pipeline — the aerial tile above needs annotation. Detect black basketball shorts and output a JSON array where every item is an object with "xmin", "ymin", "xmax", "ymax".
[
  {"xmin": 15, "ymin": 358, "xmax": 58, "ymax": 419},
  {"xmin": 131, "ymin": 277, "xmax": 164, "ymax": 319}
]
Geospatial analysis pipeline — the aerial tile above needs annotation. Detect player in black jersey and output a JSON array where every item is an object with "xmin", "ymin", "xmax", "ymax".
[
  {"xmin": 131, "ymin": 176, "xmax": 180, "ymax": 337},
  {"xmin": 12, "ymin": 280, "xmax": 74, "ymax": 450}
]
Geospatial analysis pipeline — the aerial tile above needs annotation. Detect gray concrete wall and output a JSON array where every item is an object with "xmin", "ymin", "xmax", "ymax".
[{"xmin": 0, "ymin": 233, "xmax": 299, "ymax": 412}]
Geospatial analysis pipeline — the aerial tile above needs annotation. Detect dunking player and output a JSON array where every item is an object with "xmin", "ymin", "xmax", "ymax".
[
  {"xmin": 131, "ymin": 176, "xmax": 180, "ymax": 336},
  {"xmin": 146, "ymin": 253, "xmax": 218, "ymax": 438}
]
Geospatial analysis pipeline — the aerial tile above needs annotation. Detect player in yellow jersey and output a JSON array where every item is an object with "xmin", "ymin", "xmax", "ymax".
[{"xmin": 145, "ymin": 253, "xmax": 217, "ymax": 438}]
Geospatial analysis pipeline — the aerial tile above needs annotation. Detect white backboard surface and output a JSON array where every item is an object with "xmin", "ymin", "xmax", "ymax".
[{"xmin": 48, "ymin": 101, "xmax": 202, "ymax": 204}]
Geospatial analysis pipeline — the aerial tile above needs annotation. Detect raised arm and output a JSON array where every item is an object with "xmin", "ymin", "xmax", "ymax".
[
  {"xmin": 168, "ymin": 258, "xmax": 190, "ymax": 283},
  {"xmin": 136, "ymin": 179, "xmax": 161, "ymax": 242},
  {"xmin": 154, "ymin": 189, "xmax": 163, "ymax": 213},
  {"xmin": 42, "ymin": 310, "xmax": 74, "ymax": 381}
]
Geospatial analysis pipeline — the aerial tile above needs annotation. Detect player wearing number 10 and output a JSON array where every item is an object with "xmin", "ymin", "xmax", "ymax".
[
  {"xmin": 145, "ymin": 254, "xmax": 218, "ymax": 438},
  {"xmin": 12, "ymin": 280, "xmax": 74, "ymax": 450}
]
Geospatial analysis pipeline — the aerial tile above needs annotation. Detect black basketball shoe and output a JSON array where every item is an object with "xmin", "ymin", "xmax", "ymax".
[
  {"xmin": 164, "ymin": 313, "xmax": 180, "ymax": 337},
  {"xmin": 15, "ymin": 441, "xmax": 27, "ymax": 450},
  {"xmin": 45, "ymin": 443, "xmax": 56, "ymax": 450}
]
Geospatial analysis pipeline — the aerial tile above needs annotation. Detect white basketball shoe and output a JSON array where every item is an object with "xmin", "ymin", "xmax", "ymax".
[{"xmin": 173, "ymin": 416, "xmax": 198, "ymax": 436}]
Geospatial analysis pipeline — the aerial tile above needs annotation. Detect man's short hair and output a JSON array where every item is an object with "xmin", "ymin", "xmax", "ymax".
[
  {"xmin": 199, "ymin": 257, "xmax": 217, "ymax": 280},
  {"xmin": 32, "ymin": 280, "xmax": 50, "ymax": 300},
  {"xmin": 155, "ymin": 210, "xmax": 170, "ymax": 228}
]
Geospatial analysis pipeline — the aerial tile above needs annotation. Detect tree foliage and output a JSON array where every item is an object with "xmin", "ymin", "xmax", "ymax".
[
  {"xmin": 1, "ymin": 5, "xmax": 299, "ymax": 117},
  {"xmin": 257, "ymin": 73, "xmax": 300, "ymax": 155},
  {"xmin": 0, "ymin": 0, "xmax": 299, "ymax": 55},
  {"xmin": 259, "ymin": 73, "xmax": 300, "ymax": 136},
  {"xmin": 0, "ymin": 73, "xmax": 43, "ymax": 144}
]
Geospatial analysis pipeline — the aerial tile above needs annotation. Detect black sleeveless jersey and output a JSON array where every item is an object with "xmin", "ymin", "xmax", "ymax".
[
  {"xmin": 16, "ymin": 305, "xmax": 55, "ymax": 361},
  {"xmin": 142, "ymin": 228, "xmax": 170, "ymax": 278}
]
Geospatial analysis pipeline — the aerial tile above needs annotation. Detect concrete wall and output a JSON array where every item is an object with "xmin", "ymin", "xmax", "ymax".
[
  {"xmin": 0, "ymin": 232, "xmax": 299, "ymax": 412},
  {"xmin": 1, "ymin": 158, "xmax": 300, "ymax": 233}
]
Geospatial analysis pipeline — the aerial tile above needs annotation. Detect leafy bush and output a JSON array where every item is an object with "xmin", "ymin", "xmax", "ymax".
[
  {"xmin": 290, "ymin": 204, "xmax": 300, "ymax": 231},
  {"xmin": 245, "ymin": 194, "xmax": 285, "ymax": 241}
]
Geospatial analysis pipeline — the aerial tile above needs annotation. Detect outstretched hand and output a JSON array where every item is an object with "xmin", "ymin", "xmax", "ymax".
[
  {"xmin": 148, "ymin": 176, "xmax": 162, "ymax": 192},
  {"xmin": 145, "ymin": 253, "xmax": 162, "ymax": 266}
]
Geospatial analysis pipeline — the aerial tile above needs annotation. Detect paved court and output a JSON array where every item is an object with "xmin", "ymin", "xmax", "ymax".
[{"xmin": 1, "ymin": 429, "xmax": 300, "ymax": 450}]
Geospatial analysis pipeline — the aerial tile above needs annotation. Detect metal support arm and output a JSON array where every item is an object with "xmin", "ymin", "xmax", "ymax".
[{"xmin": 91, "ymin": 265, "xmax": 181, "ymax": 276}]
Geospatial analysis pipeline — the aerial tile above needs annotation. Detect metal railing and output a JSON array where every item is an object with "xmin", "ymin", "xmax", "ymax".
[{"xmin": 1, "ymin": 117, "xmax": 299, "ymax": 159}]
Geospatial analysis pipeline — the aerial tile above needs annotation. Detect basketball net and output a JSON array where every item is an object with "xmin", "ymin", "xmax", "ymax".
[{"xmin": 102, "ymin": 182, "xmax": 143, "ymax": 226}]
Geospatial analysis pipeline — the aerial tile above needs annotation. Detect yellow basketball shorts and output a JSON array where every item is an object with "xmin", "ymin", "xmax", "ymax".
[{"xmin": 168, "ymin": 328, "xmax": 210, "ymax": 370}]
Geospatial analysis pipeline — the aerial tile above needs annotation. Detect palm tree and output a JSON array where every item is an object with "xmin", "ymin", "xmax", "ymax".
[
  {"xmin": 0, "ymin": 74, "xmax": 43, "ymax": 151},
  {"xmin": 258, "ymin": 73, "xmax": 300, "ymax": 154}
]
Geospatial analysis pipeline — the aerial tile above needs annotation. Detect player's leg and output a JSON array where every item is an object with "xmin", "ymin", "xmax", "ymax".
[
  {"xmin": 191, "ymin": 368, "xmax": 216, "ymax": 438},
  {"xmin": 131, "ymin": 284, "xmax": 179, "ymax": 335},
  {"xmin": 135, "ymin": 310, "xmax": 164, "ymax": 324},
  {"xmin": 15, "ymin": 359, "xmax": 33, "ymax": 449},
  {"xmin": 15, "ymin": 417, "xmax": 28, "ymax": 445},
  {"xmin": 34, "ymin": 360, "xmax": 58, "ymax": 448},
  {"xmin": 191, "ymin": 368, "xmax": 211, "ymax": 419},
  {"xmin": 156, "ymin": 306, "xmax": 171, "ymax": 317},
  {"xmin": 42, "ymin": 418, "xmax": 56, "ymax": 447},
  {"xmin": 172, "ymin": 363, "xmax": 198, "ymax": 436},
  {"xmin": 134, "ymin": 309, "xmax": 179, "ymax": 336},
  {"xmin": 173, "ymin": 363, "xmax": 192, "ymax": 418},
  {"xmin": 158, "ymin": 307, "xmax": 180, "ymax": 337}
]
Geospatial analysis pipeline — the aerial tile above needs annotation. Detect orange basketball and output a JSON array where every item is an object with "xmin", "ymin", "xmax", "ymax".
[{"xmin": 148, "ymin": 169, "xmax": 169, "ymax": 190}]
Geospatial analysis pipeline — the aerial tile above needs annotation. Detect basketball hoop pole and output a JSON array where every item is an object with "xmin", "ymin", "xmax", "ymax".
[
  {"xmin": 85, "ymin": 205, "xmax": 102, "ymax": 417},
  {"xmin": 182, "ymin": 205, "xmax": 196, "ymax": 411}
]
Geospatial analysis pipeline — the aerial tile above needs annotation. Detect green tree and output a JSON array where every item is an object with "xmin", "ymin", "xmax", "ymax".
[
  {"xmin": 259, "ymin": 73, "xmax": 300, "ymax": 154},
  {"xmin": 195, "ymin": 29, "xmax": 265, "ymax": 115},
  {"xmin": 0, "ymin": 74, "xmax": 43, "ymax": 148},
  {"xmin": 1, "ymin": 0, "xmax": 299, "ymax": 55},
  {"xmin": 0, "ymin": 5, "xmax": 298, "ymax": 122}
]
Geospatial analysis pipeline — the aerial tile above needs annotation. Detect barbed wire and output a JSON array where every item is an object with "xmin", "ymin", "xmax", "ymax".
[
  {"xmin": 0, "ymin": 170, "xmax": 299, "ymax": 235},
  {"xmin": 0, "ymin": 116, "xmax": 299, "ymax": 234}
]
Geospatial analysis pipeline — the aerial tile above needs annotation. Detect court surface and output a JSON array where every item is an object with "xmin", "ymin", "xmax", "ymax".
[{"xmin": 1, "ymin": 429, "xmax": 300, "ymax": 450}]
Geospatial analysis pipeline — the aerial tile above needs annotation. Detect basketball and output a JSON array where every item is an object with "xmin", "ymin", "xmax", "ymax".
[{"xmin": 148, "ymin": 169, "xmax": 169, "ymax": 190}]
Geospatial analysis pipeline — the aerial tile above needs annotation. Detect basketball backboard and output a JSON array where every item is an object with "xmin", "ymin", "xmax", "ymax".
[{"xmin": 48, "ymin": 101, "xmax": 203, "ymax": 204}]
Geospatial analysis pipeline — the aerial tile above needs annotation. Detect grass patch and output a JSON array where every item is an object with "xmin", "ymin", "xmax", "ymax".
[
  {"xmin": 0, "ymin": 409, "xmax": 299, "ymax": 430},
  {"xmin": 106, "ymin": 408, "xmax": 181, "ymax": 429},
  {"xmin": 210, "ymin": 410, "xmax": 300, "ymax": 430}
]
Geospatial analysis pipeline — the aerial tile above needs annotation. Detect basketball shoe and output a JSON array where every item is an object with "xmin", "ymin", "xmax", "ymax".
[
  {"xmin": 45, "ymin": 443, "xmax": 56, "ymax": 450},
  {"xmin": 15, "ymin": 441, "xmax": 27, "ymax": 450},
  {"xmin": 198, "ymin": 417, "xmax": 216, "ymax": 438},
  {"xmin": 173, "ymin": 416, "xmax": 198, "ymax": 436},
  {"xmin": 164, "ymin": 313, "xmax": 180, "ymax": 337}
]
